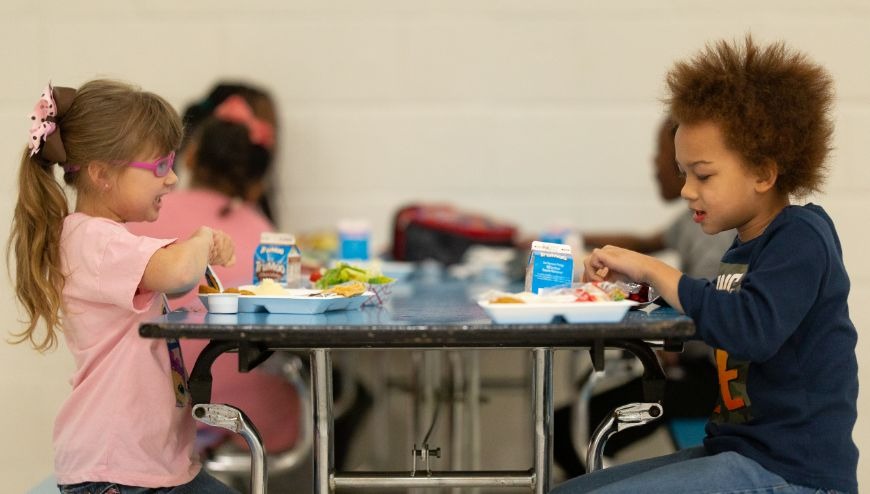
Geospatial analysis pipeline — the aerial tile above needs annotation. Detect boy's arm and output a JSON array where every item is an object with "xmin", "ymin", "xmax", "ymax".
[
  {"xmin": 583, "ymin": 245, "xmax": 683, "ymax": 311},
  {"xmin": 644, "ymin": 258, "xmax": 683, "ymax": 311}
]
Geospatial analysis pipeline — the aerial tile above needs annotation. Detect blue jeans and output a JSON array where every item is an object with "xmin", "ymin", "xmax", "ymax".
[
  {"xmin": 58, "ymin": 468, "xmax": 240, "ymax": 494},
  {"xmin": 551, "ymin": 447, "xmax": 844, "ymax": 494}
]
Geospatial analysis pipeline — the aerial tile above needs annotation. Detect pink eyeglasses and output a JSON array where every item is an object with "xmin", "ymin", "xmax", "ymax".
[{"xmin": 128, "ymin": 151, "xmax": 176, "ymax": 177}]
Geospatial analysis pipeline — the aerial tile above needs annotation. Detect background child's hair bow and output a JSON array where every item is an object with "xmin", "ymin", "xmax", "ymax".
[
  {"xmin": 213, "ymin": 95, "xmax": 275, "ymax": 151},
  {"xmin": 27, "ymin": 82, "xmax": 77, "ymax": 164}
]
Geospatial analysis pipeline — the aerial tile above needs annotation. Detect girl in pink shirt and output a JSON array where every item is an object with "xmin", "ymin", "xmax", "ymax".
[{"xmin": 9, "ymin": 80, "xmax": 239, "ymax": 493}]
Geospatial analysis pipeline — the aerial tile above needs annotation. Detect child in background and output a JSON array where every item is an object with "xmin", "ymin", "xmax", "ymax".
[
  {"xmin": 129, "ymin": 82, "xmax": 278, "ymax": 311},
  {"xmin": 583, "ymin": 117, "xmax": 734, "ymax": 279},
  {"xmin": 179, "ymin": 82, "xmax": 279, "ymax": 223},
  {"xmin": 126, "ymin": 83, "xmax": 303, "ymax": 461},
  {"xmin": 554, "ymin": 117, "xmax": 730, "ymax": 476},
  {"xmin": 9, "ymin": 80, "xmax": 238, "ymax": 493},
  {"xmin": 555, "ymin": 36, "xmax": 858, "ymax": 493}
]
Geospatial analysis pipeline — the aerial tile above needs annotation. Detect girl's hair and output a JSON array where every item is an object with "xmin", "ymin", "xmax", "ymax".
[
  {"xmin": 182, "ymin": 83, "xmax": 277, "ymax": 221},
  {"xmin": 182, "ymin": 83, "xmax": 274, "ymax": 145},
  {"xmin": 191, "ymin": 118, "xmax": 272, "ymax": 206},
  {"xmin": 8, "ymin": 79, "xmax": 182, "ymax": 352},
  {"xmin": 665, "ymin": 34, "xmax": 834, "ymax": 197}
]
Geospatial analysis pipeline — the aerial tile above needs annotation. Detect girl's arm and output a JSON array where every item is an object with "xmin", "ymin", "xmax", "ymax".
[
  {"xmin": 141, "ymin": 227, "xmax": 236, "ymax": 295},
  {"xmin": 583, "ymin": 245, "xmax": 684, "ymax": 312}
]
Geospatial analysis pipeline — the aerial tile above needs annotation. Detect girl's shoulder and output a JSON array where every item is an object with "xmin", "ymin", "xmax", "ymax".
[{"xmin": 63, "ymin": 212, "xmax": 126, "ymax": 238}]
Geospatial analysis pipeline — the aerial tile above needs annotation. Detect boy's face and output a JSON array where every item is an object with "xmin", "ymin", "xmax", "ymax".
[{"xmin": 674, "ymin": 120, "xmax": 770, "ymax": 241}]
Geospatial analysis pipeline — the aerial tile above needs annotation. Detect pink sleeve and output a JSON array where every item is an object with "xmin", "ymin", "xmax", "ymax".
[{"xmin": 98, "ymin": 229, "xmax": 175, "ymax": 311}]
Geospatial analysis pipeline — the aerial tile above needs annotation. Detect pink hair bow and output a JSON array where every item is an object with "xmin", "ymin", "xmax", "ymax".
[
  {"xmin": 214, "ymin": 95, "xmax": 275, "ymax": 150},
  {"xmin": 28, "ymin": 83, "xmax": 58, "ymax": 157}
]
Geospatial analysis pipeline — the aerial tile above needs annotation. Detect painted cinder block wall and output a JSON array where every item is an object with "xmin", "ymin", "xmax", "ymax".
[{"xmin": 1, "ymin": 1, "xmax": 867, "ymax": 491}]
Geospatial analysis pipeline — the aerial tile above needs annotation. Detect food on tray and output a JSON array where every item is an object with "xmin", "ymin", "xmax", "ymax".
[
  {"xmin": 481, "ymin": 282, "xmax": 637, "ymax": 305},
  {"xmin": 223, "ymin": 287, "xmax": 256, "ymax": 296},
  {"xmin": 312, "ymin": 262, "xmax": 394, "ymax": 289},
  {"xmin": 571, "ymin": 282, "xmax": 627, "ymax": 302},
  {"xmin": 199, "ymin": 284, "xmax": 256, "ymax": 296},
  {"xmin": 323, "ymin": 280, "xmax": 367, "ymax": 297},
  {"xmin": 249, "ymin": 278, "xmax": 287, "ymax": 296},
  {"xmin": 198, "ymin": 284, "xmax": 220, "ymax": 294}
]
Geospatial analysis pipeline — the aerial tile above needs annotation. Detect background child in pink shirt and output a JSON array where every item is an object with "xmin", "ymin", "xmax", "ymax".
[
  {"xmin": 127, "ymin": 83, "xmax": 302, "ymax": 461},
  {"xmin": 9, "ymin": 79, "xmax": 238, "ymax": 493}
]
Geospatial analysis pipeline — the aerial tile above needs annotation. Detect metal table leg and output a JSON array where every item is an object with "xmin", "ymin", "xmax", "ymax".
[
  {"xmin": 312, "ymin": 349, "xmax": 334, "ymax": 494},
  {"xmin": 532, "ymin": 348, "xmax": 553, "ymax": 494},
  {"xmin": 448, "ymin": 351, "xmax": 465, "ymax": 494}
]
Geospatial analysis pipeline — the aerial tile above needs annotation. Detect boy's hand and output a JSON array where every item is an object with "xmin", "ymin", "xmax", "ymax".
[
  {"xmin": 584, "ymin": 245, "xmax": 684, "ymax": 312},
  {"xmin": 582, "ymin": 245, "xmax": 651, "ymax": 283},
  {"xmin": 209, "ymin": 230, "xmax": 236, "ymax": 267}
]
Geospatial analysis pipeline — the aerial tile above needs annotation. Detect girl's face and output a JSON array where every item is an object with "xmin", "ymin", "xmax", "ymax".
[
  {"xmin": 103, "ymin": 150, "xmax": 178, "ymax": 223},
  {"xmin": 675, "ymin": 120, "xmax": 781, "ymax": 242}
]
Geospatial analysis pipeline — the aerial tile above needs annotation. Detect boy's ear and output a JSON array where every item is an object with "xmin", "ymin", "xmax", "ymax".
[{"xmin": 754, "ymin": 159, "xmax": 779, "ymax": 193}]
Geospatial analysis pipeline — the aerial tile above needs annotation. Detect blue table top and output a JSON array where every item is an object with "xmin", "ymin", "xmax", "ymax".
[{"xmin": 140, "ymin": 281, "xmax": 694, "ymax": 349}]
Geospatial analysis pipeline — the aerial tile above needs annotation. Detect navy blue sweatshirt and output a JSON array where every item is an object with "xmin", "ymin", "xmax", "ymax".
[{"xmin": 678, "ymin": 204, "xmax": 858, "ymax": 493}]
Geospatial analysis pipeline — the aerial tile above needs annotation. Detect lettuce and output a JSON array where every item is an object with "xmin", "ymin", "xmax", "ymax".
[{"xmin": 315, "ymin": 263, "xmax": 394, "ymax": 289}]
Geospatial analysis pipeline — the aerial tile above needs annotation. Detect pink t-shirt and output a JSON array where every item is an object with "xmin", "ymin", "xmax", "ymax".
[
  {"xmin": 126, "ymin": 189, "xmax": 300, "ymax": 454},
  {"xmin": 54, "ymin": 213, "xmax": 199, "ymax": 487}
]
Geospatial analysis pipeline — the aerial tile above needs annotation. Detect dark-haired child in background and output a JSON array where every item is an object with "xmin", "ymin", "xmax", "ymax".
[
  {"xmin": 554, "ymin": 117, "xmax": 732, "ymax": 477},
  {"xmin": 128, "ymin": 82, "xmax": 372, "ymax": 489},
  {"xmin": 127, "ymin": 84, "xmax": 302, "ymax": 467}
]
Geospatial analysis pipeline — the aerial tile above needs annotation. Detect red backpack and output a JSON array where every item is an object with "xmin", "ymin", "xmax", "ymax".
[{"xmin": 391, "ymin": 203, "xmax": 517, "ymax": 265}]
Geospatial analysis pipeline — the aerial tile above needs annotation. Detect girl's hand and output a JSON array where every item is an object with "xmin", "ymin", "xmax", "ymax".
[{"xmin": 209, "ymin": 229, "xmax": 236, "ymax": 267}]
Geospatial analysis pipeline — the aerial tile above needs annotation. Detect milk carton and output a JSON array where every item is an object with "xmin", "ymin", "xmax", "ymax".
[
  {"xmin": 539, "ymin": 224, "xmax": 583, "ymax": 261},
  {"xmin": 525, "ymin": 241, "xmax": 574, "ymax": 294},
  {"xmin": 253, "ymin": 232, "xmax": 302, "ymax": 287},
  {"xmin": 337, "ymin": 219, "xmax": 370, "ymax": 261}
]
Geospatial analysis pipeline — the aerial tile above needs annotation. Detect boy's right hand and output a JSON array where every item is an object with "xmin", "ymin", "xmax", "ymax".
[
  {"xmin": 583, "ymin": 245, "xmax": 684, "ymax": 312},
  {"xmin": 209, "ymin": 229, "xmax": 236, "ymax": 267}
]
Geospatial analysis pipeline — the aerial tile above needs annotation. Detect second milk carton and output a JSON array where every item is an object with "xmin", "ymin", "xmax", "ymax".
[
  {"xmin": 337, "ymin": 219, "xmax": 371, "ymax": 261},
  {"xmin": 253, "ymin": 232, "xmax": 302, "ymax": 287},
  {"xmin": 524, "ymin": 240, "xmax": 574, "ymax": 294}
]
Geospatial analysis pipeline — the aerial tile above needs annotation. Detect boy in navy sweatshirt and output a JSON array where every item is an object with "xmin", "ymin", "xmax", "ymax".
[{"xmin": 554, "ymin": 35, "xmax": 858, "ymax": 494}]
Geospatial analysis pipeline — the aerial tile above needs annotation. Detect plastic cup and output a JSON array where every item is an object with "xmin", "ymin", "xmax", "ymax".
[{"xmin": 207, "ymin": 293, "xmax": 239, "ymax": 314}]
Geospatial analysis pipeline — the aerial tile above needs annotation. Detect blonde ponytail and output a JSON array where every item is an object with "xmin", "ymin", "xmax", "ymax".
[{"xmin": 8, "ymin": 149, "xmax": 70, "ymax": 351}]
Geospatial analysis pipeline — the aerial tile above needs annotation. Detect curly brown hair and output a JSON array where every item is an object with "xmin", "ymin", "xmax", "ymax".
[{"xmin": 665, "ymin": 34, "xmax": 834, "ymax": 197}]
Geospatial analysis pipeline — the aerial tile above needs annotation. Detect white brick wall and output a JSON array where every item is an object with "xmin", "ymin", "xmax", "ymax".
[{"xmin": 1, "ymin": 1, "xmax": 868, "ymax": 491}]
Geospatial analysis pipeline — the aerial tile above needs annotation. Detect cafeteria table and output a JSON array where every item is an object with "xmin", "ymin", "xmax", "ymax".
[{"xmin": 140, "ymin": 281, "xmax": 695, "ymax": 493}]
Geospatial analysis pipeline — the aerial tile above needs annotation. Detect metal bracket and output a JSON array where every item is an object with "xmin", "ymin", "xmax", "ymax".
[
  {"xmin": 612, "ymin": 402, "xmax": 663, "ymax": 433},
  {"xmin": 192, "ymin": 403, "xmax": 268, "ymax": 494},
  {"xmin": 586, "ymin": 402, "xmax": 664, "ymax": 472},
  {"xmin": 411, "ymin": 442, "xmax": 441, "ymax": 476}
]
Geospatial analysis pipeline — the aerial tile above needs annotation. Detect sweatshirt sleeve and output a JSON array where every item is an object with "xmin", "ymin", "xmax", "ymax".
[{"xmin": 677, "ymin": 220, "xmax": 828, "ymax": 362}]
